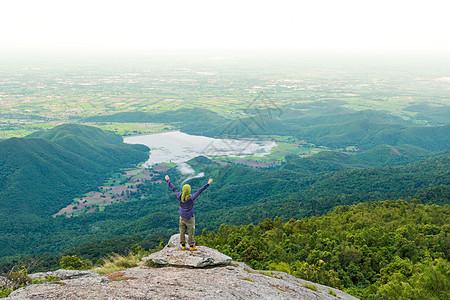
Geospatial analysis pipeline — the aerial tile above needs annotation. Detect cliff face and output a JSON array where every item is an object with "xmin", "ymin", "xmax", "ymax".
[{"xmin": 8, "ymin": 235, "xmax": 359, "ymax": 300}]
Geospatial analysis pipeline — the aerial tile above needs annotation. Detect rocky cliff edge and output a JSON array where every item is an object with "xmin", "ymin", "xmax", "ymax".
[{"xmin": 8, "ymin": 234, "xmax": 359, "ymax": 300}]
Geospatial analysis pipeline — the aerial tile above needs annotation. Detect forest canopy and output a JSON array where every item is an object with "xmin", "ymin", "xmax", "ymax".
[{"xmin": 197, "ymin": 200, "xmax": 450, "ymax": 300}]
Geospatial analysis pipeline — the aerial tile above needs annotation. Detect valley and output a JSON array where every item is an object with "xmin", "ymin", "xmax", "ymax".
[
  {"xmin": 54, "ymin": 132, "xmax": 325, "ymax": 217},
  {"xmin": 0, "ymin": 55, "xmax": 448, "ymax": 300}
]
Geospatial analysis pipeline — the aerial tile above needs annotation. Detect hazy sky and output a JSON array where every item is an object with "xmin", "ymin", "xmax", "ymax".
[{"xmin": 1, "ymin": 0, "xmax": 449, "ymax": 55}]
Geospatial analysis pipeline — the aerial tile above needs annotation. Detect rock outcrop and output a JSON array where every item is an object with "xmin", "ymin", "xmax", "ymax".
[
  {"xmin": 142, "ymin": 234, "xmax": 232, "ymax": 268},
  {"xmin": 28, "ymin": 269, "xmax": 101, "ymax": 281},
  {"xmin": 8, "ymin": 235, "xmax": 359, "ymax": 299}
]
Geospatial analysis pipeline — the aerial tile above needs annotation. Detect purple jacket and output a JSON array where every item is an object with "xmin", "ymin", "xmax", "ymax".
[{"xmin": 166, "ymin": 179, "xmax": 209, "ymax": 220}]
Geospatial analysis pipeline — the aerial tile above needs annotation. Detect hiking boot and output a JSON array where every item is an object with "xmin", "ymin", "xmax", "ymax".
[
  {"xmin": 189, "ymin": 245, "xmax": 198, "ymax": 251},
  {"xmin": 181, "ymin": 244, "xmax": 186, "ymax": 250}
]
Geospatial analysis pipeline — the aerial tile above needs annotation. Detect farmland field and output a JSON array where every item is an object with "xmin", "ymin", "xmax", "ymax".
[
  {"xmin": 1, "ymin": 54, "xmax": 449, "ymax": 139},
  {"xmin": 53, "ymin": 167, "xmax": 164, "ymax": 217}
]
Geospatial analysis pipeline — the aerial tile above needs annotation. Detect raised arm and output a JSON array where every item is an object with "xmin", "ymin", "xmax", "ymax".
[
  {"xmin": 165, "ymin": 175, "xmax": 181, "ymax": 198},
  {"xmin": 191, "ymin": 178, "xmax": 213, "ymax": 201}
]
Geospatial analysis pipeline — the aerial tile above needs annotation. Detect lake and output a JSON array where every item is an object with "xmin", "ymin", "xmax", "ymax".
[{"xmin": 123, "ymin": 131, "xmax": 276, "ymax": 168}]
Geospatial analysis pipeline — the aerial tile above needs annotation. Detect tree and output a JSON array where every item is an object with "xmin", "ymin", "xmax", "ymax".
[{"xmin": 60, "ymin": 255, "xmax": 84, "ymax": 270}]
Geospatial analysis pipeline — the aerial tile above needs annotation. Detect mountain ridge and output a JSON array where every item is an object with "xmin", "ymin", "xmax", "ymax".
[{"xmin": 82, "ymin": 107, "xmax": 450, "ymax": 151}]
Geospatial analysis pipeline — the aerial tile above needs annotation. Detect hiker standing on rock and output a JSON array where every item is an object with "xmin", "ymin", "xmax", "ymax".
[{"xmin": 165, "ymin": 175, "xmax": 212, "ymax": 251}]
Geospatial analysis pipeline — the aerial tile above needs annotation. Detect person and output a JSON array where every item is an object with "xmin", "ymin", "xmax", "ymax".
[{"xmin": 165, "ymin": 175, "xmax": 212, "ymax": 251}]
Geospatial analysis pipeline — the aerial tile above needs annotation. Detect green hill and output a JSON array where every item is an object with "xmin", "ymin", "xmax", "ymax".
[
  {"xmin": 284, "ymin": 151, "xmax": 368, "ymax": 174},
  {"xmin": 281, "ymin": 107, "xmax": 411, "ymax": 127},
  {"xmin": 84, "ymin": 108, "xmax": 230, "ymax": 137},
  {"xmin": 404, "ymin": 102, "xmax": 450, "ymax": 124},
  {"xmin": 357, "ymin": 144, "xmax": 431, "ymax": 167},
  {"xmin": 295, "ymin": 120, "xmax": 449, "ymax": 151},
  {"xmin": 27, "ymin": 123, "xmax": 124, "ymax": 144},
  {"xmin": 0, "ymin": 124, "xmax": 148, "ymax": 220},
  {"xmin": 283, "ymin": 144, "xmax": 431, "ymax": 173}
]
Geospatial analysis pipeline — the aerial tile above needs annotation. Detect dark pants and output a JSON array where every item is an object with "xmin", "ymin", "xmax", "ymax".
[{"xmin": 179, "ymin": 216, "xmax": 195, "ymax": 246}]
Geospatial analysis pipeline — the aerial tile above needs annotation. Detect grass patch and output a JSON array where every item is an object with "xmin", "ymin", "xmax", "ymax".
[
  {"xmin": 301, "ymin": 282, "xmax": 318, "ymax": 292},
  {"xmin": 261, "ymin": 270, "xmax": 283, "ymax": 279},
  {"xmin": 158, "ymin": 162, "xmax": 177, "ymax": 168},
  {"xmin": 94, "ymin": 253, "xmax": 140, "ymax": 275},
  {"xmin": 238, "ymin": 277, "xmax": 254, "ymax": 282},
  {"xmin": 328, "ymin": 289, "xmax": 337, "ymax": 296},
  {"xmin": 259, "ymin": 270, "xmax": 275, "ymax": 277}
]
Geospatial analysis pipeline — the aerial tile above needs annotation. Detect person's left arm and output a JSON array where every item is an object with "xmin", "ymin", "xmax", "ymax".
[
  {"xmin": 165, "ymin": 175, "xmax": 181, "ymax": 198},
  {"xmin": 191, "ymin": 178, "xmax": 213, "ymax": 201}
]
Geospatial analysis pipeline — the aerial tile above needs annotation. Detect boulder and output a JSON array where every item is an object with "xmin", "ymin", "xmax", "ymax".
[
  {"xmin": 165, "ymin": 233, "xmax": 189, "ymax": 248},
  {"xmin": 54, "ymin": 269, "xmax": 99, "ymax": 280},
  {"xmin": 142, "ymin": 234, "xmax": 232, "ymax": 268},
  {"xmin": 28, "ymin": 272, "xmax": 53, "ymax": 281}
]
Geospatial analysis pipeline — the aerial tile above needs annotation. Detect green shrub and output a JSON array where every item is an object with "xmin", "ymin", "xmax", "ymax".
[
  {"xmin": 1, "ymin": 265, "xmax": 32, "ymax": 297},
  {"xmin": 45, "ymin": 274, "xmax": 59, "ymax": 282},
  {"xmin": 60, "ymin": 255, "xmax": 84, "ymax": 270},
  {"xmin": 129, "ymin": 244, "xmax": 150, "ymax": 260},
  {"xmin": 130, "ymin": 244, "xmax": 144, "ymax": 255},
  {"xmin": 0, "ymin": 286, "xmax": 13, "ymax": 298},
  {"xmin": 31, "ymin": 278, "xmax": 45, "ymax": 284},
  {"xmin": 7, "ymin": 266, "xmax": 31, "ymax": 289},
  {"xmin": 31, "ymin": 273, "xmax": 61, "ymax": 285}
]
